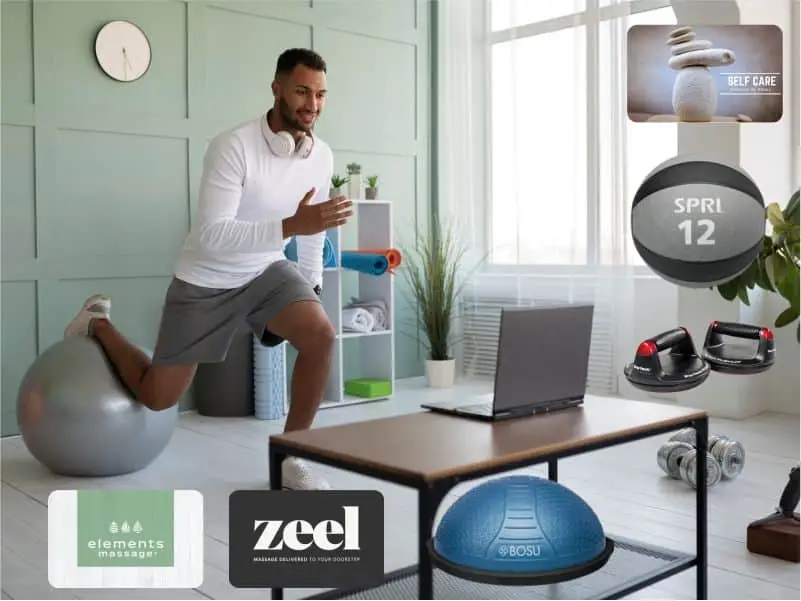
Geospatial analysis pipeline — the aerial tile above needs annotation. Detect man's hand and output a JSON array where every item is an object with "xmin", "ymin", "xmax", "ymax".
[{"xmin": 283, "ymin": 188, "xmax": 353, "ymax": 237}]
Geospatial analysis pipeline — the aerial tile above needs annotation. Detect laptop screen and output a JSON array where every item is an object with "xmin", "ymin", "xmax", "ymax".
[{"xmin": 492, "ymin": 304, "xmax": 595, "ymax": 412}]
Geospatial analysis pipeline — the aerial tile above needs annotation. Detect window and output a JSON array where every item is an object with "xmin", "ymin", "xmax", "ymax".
[
  {"xmin": 490, "ymin": 27, "xmax": 587, "ymax": 265},
  {"xmin": 487, "ymin": 0, "xmax": 678, "ymax": 268},
  {"xmin": 491, "ymin": 0, "xmax": 586, "ymax": 31},
  {"xmin": 603, "ymin": 6, "xmax": 679, "ymax": 266}
]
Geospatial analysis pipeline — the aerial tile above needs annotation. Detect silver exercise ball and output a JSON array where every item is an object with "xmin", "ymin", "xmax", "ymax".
[{"xmin": 17, "ymin": 336, "xmax": 177, "ymax": 477}]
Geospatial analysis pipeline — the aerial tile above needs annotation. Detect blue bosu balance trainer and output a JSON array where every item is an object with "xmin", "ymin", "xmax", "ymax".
[{"xmin": 429, "ymin": 475, "xmax": 614, "ymax": 585}]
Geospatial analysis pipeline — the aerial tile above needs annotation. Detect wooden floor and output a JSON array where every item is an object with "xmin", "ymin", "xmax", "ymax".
[{"xmin": 2, "ymin": 377, "xmax": 799, "ymax": 600}]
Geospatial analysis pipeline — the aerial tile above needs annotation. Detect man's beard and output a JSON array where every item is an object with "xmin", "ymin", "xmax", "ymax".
[{"xmin": 279, "ymin": 97, "xmax": 315, "ymax": 134}]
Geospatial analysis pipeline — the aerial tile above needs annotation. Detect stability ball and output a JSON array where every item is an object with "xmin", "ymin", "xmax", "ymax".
[
  {"xmin": 430, "ymin": 475, "xmax": 613, "ymax": 585},
  {"xmin": 17, "ymin": 336, "xmax": 177, "ymax": 477}
]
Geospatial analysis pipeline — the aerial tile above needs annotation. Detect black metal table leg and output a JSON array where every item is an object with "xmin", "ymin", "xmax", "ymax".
[
  {"xmin": 694, "ymin": 417, "xmax": 709, "ymax": 600},
  {"xmin": 417, "ymin": 482, "xmax": 453, "ymax": 600},
  {"xmin": 418, "ymin": 487, "xmax": 436, "ymax": 599},
  {"xmin": 548, "ymin": 459, "xmax": 558, "ymax": 481},
  {"xmin": 269, "ymin": 447, "xmax": 285, "ymax": 601}
]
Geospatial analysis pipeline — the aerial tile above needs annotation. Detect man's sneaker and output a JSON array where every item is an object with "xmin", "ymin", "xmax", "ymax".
[
  {"xmin": 281, "ymin": 457, "xmax": 332, "ymax": 490},
  {"xmin": 64, "ymin": 293, "xmax": 111, "ymax": 338}
]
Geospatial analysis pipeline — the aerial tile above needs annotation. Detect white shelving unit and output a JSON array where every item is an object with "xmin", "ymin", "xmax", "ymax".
[{"xmin": 279, "ymin": 199, "xmax": 395, "ymax": 411}]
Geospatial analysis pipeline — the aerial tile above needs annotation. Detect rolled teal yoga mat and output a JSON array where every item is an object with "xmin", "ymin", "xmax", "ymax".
[
  {"xmin": 340, "ymin": 252, "xmax": 389, "ymax": 276},
  {"xmin": 284, "ymin": 236, "xmax": 336, "ymax": 267}
]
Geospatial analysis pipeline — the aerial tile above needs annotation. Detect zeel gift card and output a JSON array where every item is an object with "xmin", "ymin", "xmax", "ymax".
[{"xmin": 627, "ymin": 25, "xmax": 783, "ymax": 123}]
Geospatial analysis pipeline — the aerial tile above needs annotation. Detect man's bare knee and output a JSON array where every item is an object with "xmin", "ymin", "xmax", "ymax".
[
  {"xmin": 297, "ymin": 319, "xmax": 336, "ymax": 355},
  {"xmin": 137, "ymin": 363, "xmax": 196, "ymax": 411},
  {"xmin": 268, "ymin": 301, "xmax": 336, "ymax": 354}
]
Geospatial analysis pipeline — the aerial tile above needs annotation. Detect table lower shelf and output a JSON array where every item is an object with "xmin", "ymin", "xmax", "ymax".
[{"xmin": 304, "ymin": 536, "xmax": 695, "ymax": 600}]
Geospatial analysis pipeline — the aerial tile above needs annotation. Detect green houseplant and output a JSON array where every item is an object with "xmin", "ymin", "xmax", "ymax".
[
  {"xmin": 400, "ymin": 218, "xmax": 469, "ymax": 388},
  {"xmin": 365, "ymin": 175, "xmax": 379, "ymax": 200},
  {"xmin": 713, "ymin": 189, "xmax": 800, "ymax": 341},
  {"xmin": 330, "ymin": 174, "xmax": 348, "ymax": 198}
]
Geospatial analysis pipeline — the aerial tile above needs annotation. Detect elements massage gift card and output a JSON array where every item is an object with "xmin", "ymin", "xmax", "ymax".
[{"xmin": 48, "ymin": 489, "xmax": 204, "ymax": 589}]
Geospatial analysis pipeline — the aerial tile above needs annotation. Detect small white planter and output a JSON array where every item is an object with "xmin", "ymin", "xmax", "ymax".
[
  {"xmin": 347, "ymin": 176, "xmax": 362, "ymax": 200},
  {"xmin": 426, "ymin": 359, "xmax": 456, "ymax": 388}
]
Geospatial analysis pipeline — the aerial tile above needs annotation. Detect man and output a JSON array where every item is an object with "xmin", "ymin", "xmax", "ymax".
[{"xmin": 63, "ymin": 48, "xmax": 352, "ymax": 491}]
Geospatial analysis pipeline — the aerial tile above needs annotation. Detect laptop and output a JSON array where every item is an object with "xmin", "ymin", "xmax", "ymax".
[{"xmin": 421, "ymin": 303, "xmax": 595, "ymax": 421}]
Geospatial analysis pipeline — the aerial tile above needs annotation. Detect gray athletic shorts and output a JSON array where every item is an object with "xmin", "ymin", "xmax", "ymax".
[{"xmin": 151, "ymin": 260, "xmax": 321, "ymax": 365}]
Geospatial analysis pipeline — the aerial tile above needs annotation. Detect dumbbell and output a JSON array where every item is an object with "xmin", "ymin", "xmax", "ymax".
[
  {"xmin": 668, "ymin": 428, "xmax": 746, "ymax": 480},
  {"xmin": 657, "ymin": 440, "xmax": 722, "ymax": 489},
  {"xmin": 708, "ymin": 434, "xmax": 746, "ymax": 480}
]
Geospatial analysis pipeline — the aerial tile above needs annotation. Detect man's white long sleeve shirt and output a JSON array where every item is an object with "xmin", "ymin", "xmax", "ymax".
[{"xmin": 173, "ymin": 116, "xmax": 333, "ymax": 290}]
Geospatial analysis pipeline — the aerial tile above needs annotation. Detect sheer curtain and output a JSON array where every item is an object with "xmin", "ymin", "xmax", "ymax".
[
  {"xmin": 435, "ymin": 0, "xmax": 487, "ymax": 259},
  {"xmin": 437, "ymin": 0, "xmax": 680, "ymax": 395}
]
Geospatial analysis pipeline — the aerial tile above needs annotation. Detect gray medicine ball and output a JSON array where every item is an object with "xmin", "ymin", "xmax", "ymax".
[{"xmin": 631, "ymin": 155, "xmax": 765, "ymax": 288}]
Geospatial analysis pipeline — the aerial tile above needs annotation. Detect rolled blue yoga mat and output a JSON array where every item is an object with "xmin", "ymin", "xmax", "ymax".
[
  {"xmin": 284, "ymin": 236, "xmax": 336, "ymax": 268},
  {"xmin": 340, "ymin": 252, "xmax": 389, "ymax": 276}
]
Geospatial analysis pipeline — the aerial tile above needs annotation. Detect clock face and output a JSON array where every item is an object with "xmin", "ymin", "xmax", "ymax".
[{"xmin": 95, "ymin": 20, "xmax": 151, "ymax": 82}]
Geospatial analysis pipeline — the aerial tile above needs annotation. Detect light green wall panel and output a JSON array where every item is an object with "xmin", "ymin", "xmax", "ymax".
[
  {"xmin": 312, "ymin": 0, "xmax": 417, "ymax": 31},
  {"xmin": 34, "ymin": 1, "xmax": 188, "ymax": 119},
  {"xmin": 0, "ymin": 282, "xmax": 38, "ymax": 436},
  {"xmin": 1, "ymin": 0, "xmax": 34, "ymax": 110},
  {"xmin": 1, "ymin": 0, "xmax": 432, "ymax": 436},
  {"xmin": 313, "ymin": 29, "xmax": 418, "ymax": 154},
  {"xmin": 42, "ymin": 129, "xmax": 189, "ymax": 258},
  {"xmin": 204, "ymin": 6, "xmax": 312, "ymax": 127},
  {"xmin": 213, "ymin": 0, "xmax": 313, "ymax": 17},
  {"xmin": 1, "ymin": 125, "xmax": 36, "ymax": 263}
]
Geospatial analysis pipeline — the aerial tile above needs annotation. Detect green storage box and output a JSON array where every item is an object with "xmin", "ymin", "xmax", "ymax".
[{"xmin": 344, "ymin": 378, "xmax": 392, "ymax": 399}]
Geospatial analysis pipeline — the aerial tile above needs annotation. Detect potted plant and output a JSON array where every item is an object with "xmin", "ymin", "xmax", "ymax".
[
  {"xmin": 713, "ymin": 189, "xmax": 800, "ymax": 341},
  {"xmin": 330, "ymin": 174, "xmax": 348, "ymax": 199},
  {"xmin": 346, "ymin": 162, "xmax": 362, "ymax": 200},
  {"xmin": 365, "ymin": 175, "xmax": 379, "ymax": 200},
  {"xmin": 400, "ymin": 218, "xmax": 469, "ymax": 388}
]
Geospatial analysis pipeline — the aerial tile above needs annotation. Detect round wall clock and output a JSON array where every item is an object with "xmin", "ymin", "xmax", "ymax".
[{"xmin": 94, "ymin": 20, "xmax": 151, "ymax": 82}]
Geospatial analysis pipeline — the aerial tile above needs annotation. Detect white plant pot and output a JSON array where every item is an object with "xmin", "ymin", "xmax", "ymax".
[
  {"xmin": 347, "ymin": 176, "xmax": 362, "ymax": 200},
  {"xmin": 426, "ymin": 359, "xmax": 455, "ymax": 388},
  {"xmin": 672, "ymin": 66, "xmax": 717, "ymax": 122}
]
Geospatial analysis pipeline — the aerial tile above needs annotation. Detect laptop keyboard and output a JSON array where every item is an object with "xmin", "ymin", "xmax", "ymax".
[{"xmin": 458, "ymin": 402, "xmax": 494, "ymax": 415}]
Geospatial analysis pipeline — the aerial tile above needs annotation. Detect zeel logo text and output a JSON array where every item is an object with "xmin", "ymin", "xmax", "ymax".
[{"xmin": 254, "ymin": 505, "xmax": 361, "ymax": 553}]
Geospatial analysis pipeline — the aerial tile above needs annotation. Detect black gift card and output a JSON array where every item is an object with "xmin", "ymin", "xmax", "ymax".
[{"xmin": 228, "ymin": 490, "xmax": 384, "ymax": 589}]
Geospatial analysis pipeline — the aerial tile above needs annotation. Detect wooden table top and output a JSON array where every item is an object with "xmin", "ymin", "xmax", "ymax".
[{"xmin": 270, "ymin": 395, "xmax": 706, "ymax": 482}]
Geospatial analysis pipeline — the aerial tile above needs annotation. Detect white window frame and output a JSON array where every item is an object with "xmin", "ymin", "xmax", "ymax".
[{"xmin": 478, "ymin": 0, "xmax": 675, "ymax": 278}]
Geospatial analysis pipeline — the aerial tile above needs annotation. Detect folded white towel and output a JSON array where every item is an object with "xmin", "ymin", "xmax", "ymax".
[
  {"xmin": 342, "ymin": 307, "xmax": 375, "ymax": 333},
  {"xmin": 344, "ymin": 298, "xmax": 388, "ymax": 330}
]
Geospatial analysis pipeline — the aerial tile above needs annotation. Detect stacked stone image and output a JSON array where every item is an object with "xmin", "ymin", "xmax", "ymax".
[{"xmin": 666, "ymin": 25, "xmax": 737, "ymax": 122}]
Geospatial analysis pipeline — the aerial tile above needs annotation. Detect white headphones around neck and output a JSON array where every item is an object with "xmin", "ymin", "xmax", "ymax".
[{"xmin": 261, "ymin": 111, "xmax": 314, "ymax": 159}]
